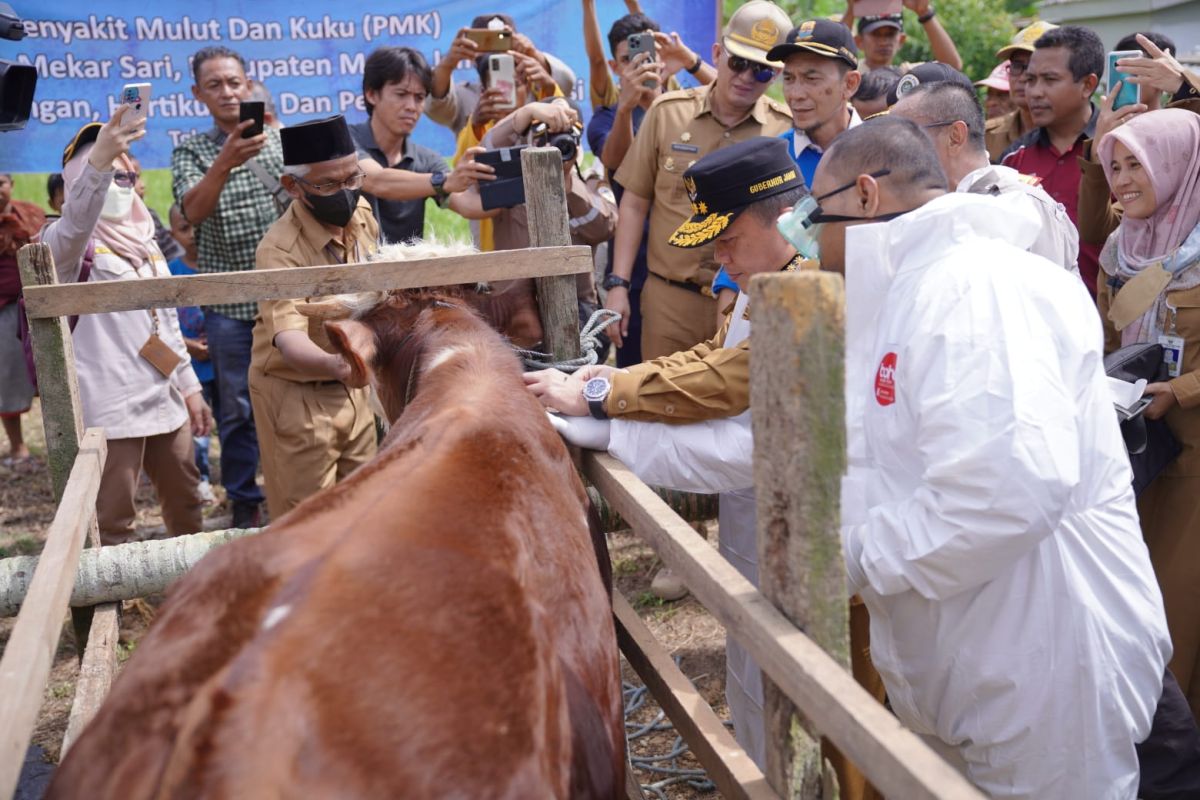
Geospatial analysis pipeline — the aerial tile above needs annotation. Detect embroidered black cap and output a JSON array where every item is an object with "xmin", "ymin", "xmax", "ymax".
[
  {"xmin": 887, "ymin": 62, "xmax": 977, "ymax": 107},
  {"xmin": 668, "ymin": 137, "xmax": 806, "ymax": 249},
  {"xmin": 767, "ymin": 19, "xmax": 858, "ymax": 69},
  {"xmin": 280, "ymin": 114, "xmax": 357, "ymax": 166},
  {"xmin": 61, "ymin": 122, "xmax": 103, "ymax": 167}
]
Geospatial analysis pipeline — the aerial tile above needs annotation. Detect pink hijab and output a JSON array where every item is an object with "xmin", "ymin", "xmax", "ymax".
[
  {"xmin": 1098, "ymin": 108, "xmax": 1200, "ymax": 270},
  {"xmin": 61, "ymin": 143, "xmax": 160, "ymax": 270}
]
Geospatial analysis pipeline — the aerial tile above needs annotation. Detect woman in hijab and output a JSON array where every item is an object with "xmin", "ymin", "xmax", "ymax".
[
  {"xmin": 40, "ymin": 106, "xmax": 212, "ymax": 546},
  {"xmin": 1098, "ymin": 107, "xmax": 1200, "ymax": 720}
]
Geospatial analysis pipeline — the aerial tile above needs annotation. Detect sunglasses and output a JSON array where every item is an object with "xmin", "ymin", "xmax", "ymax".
[
  {"xmin": 727, "ymin": 55, "xmax": 778, "ymax": 84},
  {"xmin": 111, "ymin": 170, "xmax": 140, "ymax": 188}
]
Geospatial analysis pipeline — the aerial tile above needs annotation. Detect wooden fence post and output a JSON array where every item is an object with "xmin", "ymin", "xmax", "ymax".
[
  {"xmin": 18, "ymin": 243, "xmax": 103, "ymax": 657},
  {"xmin": 750, "ymin": 271, "xmax": 849, "ymax": 798},
  {"xmin": 521, "ymin": 146, "xmax": 581, "ymax": 363}
]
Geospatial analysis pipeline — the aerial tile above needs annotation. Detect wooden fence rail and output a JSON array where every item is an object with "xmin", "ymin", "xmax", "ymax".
[{"xmin": 0, "ymin": 428, "xmax": 106, "ymax": 800}]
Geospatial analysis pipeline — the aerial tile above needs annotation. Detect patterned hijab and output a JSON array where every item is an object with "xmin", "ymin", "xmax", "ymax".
[{"xmin": 1098, "ymin": 109, "xmax": 1200, "ymax": 270}]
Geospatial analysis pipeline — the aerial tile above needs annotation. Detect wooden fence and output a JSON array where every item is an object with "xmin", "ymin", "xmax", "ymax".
[{"xmin": 0, "ymin": 146, "xmax": 984, "ymax": 800}]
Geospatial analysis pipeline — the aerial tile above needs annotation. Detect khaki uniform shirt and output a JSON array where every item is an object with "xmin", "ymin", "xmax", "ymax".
[
  {"xmin": 614, "ymin": 84, "xmax": 791, "ymax": 289},
  {"xmin": 251, "ymin": 198, "xmax": 380, "ymax": 383},
  {"xmin": 985, "ymin": 109, "xmax": 1028, "ymax": 164},
  {"xmin": 604, "ymin": 257, "xmax": 813, "ymax": 422}
]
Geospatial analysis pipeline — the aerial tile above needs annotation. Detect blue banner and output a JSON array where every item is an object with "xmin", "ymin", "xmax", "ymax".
[{"xmin": 2, "ymin": 1, "xmax": 718, "ymax": 172}]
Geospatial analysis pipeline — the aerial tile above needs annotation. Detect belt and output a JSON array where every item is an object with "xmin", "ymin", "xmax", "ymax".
[{"xmin": 649, "ymin": 271, "xmax": 715, "ymax": 298}]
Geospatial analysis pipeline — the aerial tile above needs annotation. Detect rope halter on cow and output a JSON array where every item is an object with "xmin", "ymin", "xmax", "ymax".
[{"xmin": 514, "ymin": 308, "xmax": 623, "ymax": 373}]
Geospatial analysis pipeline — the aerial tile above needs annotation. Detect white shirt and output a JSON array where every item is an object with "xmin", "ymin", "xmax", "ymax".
[
  {"xmin": 41, "ymin": 164, "xmax": 200, "ymax": 440},
  {"xmin": 956, "ymin": 163, "xmax": 1080, "ymax": 275},
  {"xmin": 792, "ymin": 106, "xmax": 862, "ymax": 158},
  {"xmin": 841, "ymin": 192, "xmax": 1168, "ymax": 798}
]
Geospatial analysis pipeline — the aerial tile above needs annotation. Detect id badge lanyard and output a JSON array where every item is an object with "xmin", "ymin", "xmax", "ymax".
[{"xmin": 1158, "ymin": 301, "xmax": 1185, "ymax": 379}]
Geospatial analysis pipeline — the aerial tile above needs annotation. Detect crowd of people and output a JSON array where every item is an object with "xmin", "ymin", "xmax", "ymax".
[{"xmin": 2, "ymin": 0, "xmax": 1200, "ymax": 796}]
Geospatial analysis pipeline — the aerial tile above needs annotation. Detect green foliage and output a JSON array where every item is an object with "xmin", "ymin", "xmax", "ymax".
[{"xmin": 899, "ymin": 0, "xmax": 1015, "ymax": 82}]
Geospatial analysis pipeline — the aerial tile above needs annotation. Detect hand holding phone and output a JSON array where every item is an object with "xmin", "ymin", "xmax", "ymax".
[
  {"xmin": 626, "ymin": 33, "xmax": 658, "ymax": 90},
  {"xmin": 120, "ymin": 83, "xmax": 152, "ymax": 125},
  {"xmin": 465, "ymin": 28, "xmax": 512, "ymax": 52},
  {"xmin": 239, "ymin": 101, "xmax": 265, "ymax": 139},
  {"xmin": 487, "ymin": 54, "xmax": 517, "ymax": 110},
  {"xmin": 1107, "ymin": 50, "xmax": 1142, "ymax": 110}
]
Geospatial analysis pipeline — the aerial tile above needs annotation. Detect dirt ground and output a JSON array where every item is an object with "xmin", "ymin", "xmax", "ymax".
[{"xmin": 1, "ymin": 401, "xmax": 732, "ymax": 798}]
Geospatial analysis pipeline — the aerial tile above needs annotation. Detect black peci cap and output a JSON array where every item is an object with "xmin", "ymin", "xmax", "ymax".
[
  {"xmin": 669, "ymin": 137, "xmax": 806, "ymax": 249},
  {"xmin": 280, "ymin": 115, "xmax": 357, "ymax": 166},
  {"xmin": 767, "ymin": 19, "xmax": 858, "ymax": 69},
  {"xmin": 887, "ymin": 62, "xmax": 977, "ymax": 107}
]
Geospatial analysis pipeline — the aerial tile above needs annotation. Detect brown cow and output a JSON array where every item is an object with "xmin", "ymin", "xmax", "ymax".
[{"xmin": 48, "ymin": 291, "xmax": 624, "ymax": 799}]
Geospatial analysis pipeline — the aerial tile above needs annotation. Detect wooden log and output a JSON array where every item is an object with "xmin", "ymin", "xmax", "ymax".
[
  {"xmin": 521, "ymin": 146, "xmax": 582, "ymax": 363},
  {"xmin": 22, "ymin": 246, "xmax": 593, "ymax": 319},
  {"xmin": 615, "ymin": 592, "xmax": 779, "ymax": 800},
  {"xmin": 0, "ymin": 527, "xmax": 262, "ymax": 617},
  {"xmin": 583, "ymin": 452, "xmax": 984, "ymax": 800},
  {"xmin": 750, "ymin": 272, "xmax": 849, "ymax": 797},
  {"xmin": 60, "ymin": 602, "xmax": 119, "ymax": 756},
  {"xmin": 0, "ymin": 429, "xmax": 105, "ymax": 800}
]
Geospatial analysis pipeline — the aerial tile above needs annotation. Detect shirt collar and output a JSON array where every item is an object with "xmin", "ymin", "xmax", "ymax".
[
  {"xmin": 293, "ymin": 198, "xmax": 372, "ymax": 260},
  {"xmin": 792, "ymin": 105, "xmax": 862, "ymax": 155},
  {"xmin": 352, "ymin": 120, "xmax": 411, "ymax": 165},
  {"xmin": 1033, "ymin": 103, "xmax": 1099, "ymax": 151},
  {"xmin": 697, "ymin": 83, "xmax": 775, "ymax": 127}
]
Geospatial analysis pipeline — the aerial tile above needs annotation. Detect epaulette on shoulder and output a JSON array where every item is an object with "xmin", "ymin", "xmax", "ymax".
[{"xmin": 652, "ymin": 86, "xmax": 702, "ymax": 107}]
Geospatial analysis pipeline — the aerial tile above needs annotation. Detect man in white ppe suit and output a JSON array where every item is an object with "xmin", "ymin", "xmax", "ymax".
[
  {"xmin": 889, "ymin": 80, "xmax": 1080, "ymax": 274},
  {"xmin": 810, "ymin": 115, "xmax": 1169, "ymax": 798},
  {"xmin": 525, "ymin": 137, "xmax": 808, "ymax": 772}
]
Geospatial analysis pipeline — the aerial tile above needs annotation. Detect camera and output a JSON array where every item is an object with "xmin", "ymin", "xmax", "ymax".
[
  {"xmin": 531, "ymin": 121, "xmax": 583, "ymax": 163},
  {"xmin": 0, "ymin": 2, "xmax": 36, "ymax": 132}
]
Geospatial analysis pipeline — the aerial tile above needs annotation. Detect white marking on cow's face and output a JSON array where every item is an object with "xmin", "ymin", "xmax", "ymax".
[
  {"xmin": 262, "ymin": 604, "xmax": 291, "ymax": 631},
  {"xmin": 424, "ymin": 345, "xmax": 469, "ymax": 374}
]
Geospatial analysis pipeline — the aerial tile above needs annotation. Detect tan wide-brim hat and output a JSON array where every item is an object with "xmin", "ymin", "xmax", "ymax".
[
  {"xmin": 722, "ymin": 0, "xmax": 793, "ymax": 68},
  {"xmin": 995, "ymin": 20, "xmax": 1058, "ymax": 61}
]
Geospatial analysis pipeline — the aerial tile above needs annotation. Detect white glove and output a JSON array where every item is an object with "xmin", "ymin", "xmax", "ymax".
[{"xmin": 547, "ymin": 411, "xmax": 611, "ymax": 450}]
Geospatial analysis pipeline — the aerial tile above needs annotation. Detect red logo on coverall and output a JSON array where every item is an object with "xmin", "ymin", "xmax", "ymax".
[{"xmin": 875, "ymin": 352, "xmax": 897, "ymax": 406}]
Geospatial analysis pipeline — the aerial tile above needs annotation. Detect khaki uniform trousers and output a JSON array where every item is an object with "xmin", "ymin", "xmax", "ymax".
[
  {"xmin": 249, "ymin": 368, "xmax": 377, "ymax": 521},
  {"xmin": 640, "ymin": 274, "xmax": 720, "ymax": 361},
  {"xmin": 96, "ymin": 424, "xmax": 203, "ymax": 546}
]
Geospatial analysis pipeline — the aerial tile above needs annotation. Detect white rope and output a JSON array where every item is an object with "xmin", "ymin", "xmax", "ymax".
[{"xmin": 517, "ymin": 308, "xmax": 622, "ymax": 373}]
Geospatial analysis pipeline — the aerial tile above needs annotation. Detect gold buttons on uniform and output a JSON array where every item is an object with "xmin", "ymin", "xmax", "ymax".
[
  {"xmin": 618, "ymin": 400, "xmax": 628, "ymax": 410},
  {"xmin": 665, "ymin": 404, "xmax": 675, "ymax": 415},
  {"xmin": 722, "ymin": 131, "xmax": 731, "ymax": 139},
  {"xmin": 665, "ymin": 158, "xmax": 675, "ymax": 172}
]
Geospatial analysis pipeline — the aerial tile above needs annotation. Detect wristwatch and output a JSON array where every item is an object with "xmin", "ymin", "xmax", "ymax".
[
  {"xmin": 917, "ymin": 7, "xmax": 936, "ymax": 23},
  {"xmin": 582, "ymin": 376, "xmax": 612, "ymax": 420},
  {"xmin": 685, "ymin": 54, "xmax": 703, "ymax": 75},
  {"xmin": 430, "ymin": 171, "xmax": 450, "ymax": 206},
  {"xmin": 603, "ymin": 274, "xmax": 632, "ymax": 291}
]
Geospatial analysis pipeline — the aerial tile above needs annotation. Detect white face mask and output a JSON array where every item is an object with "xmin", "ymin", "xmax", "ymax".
[{"xmin": 100, "ymin": 182, "xmax": 135, "ymax": 220}]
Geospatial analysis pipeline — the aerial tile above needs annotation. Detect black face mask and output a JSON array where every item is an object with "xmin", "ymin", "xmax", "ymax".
[{"xmin": 304, "ymin": 188, "xmax": 360, "ymax": 228}]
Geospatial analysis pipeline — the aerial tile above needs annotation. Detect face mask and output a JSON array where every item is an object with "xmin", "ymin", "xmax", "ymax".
[
  {"xmin": 100, "ymin": 183, "xmax": 135, "ymax": 221},
  {"xmin": 776, "ymin": 195, "xmax": 822, "ymax": 260},
  {"xmin": 304, "ymin": 188, "xmax": 360, "ymax": 228}
]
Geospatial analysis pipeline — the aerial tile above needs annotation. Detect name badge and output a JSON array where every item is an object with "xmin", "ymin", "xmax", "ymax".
[
  {"xmin": 671, "ymin": 143, "xmax": 700, "ymax": 153},
  {"xmin": 1159, "ymin": 333, "xmax": 1185, "ymax": 378}
]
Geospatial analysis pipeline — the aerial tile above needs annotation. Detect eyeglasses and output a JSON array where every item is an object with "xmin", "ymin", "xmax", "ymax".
[
  {"xmin": 920, "ymin": 120, "xmax": 957, "ymax": 131},
  {"xmin": 295, "ymin": 171, "xmax": 366, "ymax": 196},
  {"xmin": 1008, "ymin": 60, "xmax": 1028, "ymax": 75},
  {"xmin": 808, "ymin": 168, "xmax": 892, "ymax": 223},
  {"xmin": 727, "ymin": 55, "xmax": 778, "ymax": 84},
  {"xmin": 112, "ymin": 170, "xmax": 140, "ymax": 188},
  {"xmin": 776, "ymin": 168, "xmax": 894, "ymax": 259}
]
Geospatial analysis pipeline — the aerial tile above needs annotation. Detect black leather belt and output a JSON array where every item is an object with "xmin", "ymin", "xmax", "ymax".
[{"xmin": 649, "ymin": 271, "xmax": 715, "ymax": 298}]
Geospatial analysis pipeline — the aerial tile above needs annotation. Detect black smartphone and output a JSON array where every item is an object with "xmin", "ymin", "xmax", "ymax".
[
  {"xmin": 476, "ymin": 145, "xmax": 528, "ymax": 211},
  {"xmin": 239, "ymin": 101, "xmax": 265, "ymax": 138},
  {"xmin": 627, "ymin": 32, "xmax": 658, "ymax": 89}
]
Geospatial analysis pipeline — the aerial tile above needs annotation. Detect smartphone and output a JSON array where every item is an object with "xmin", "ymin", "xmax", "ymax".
[
  {"xmin": 1107, "ymin": 50, "xmax": 1142, "ymax": 110},
  {"xmin": 487, "ymin": 54, "xmax": 516, "ymax": 110},
  {"xmin": 476, "ymin": 145, "xmax": 528, "ymax": 211},
  {"xmin": 853, "ymin": 0, "xmax": 903, "ymax": 17},
  {"xmin": 119, "ymin": 82, "xmax": 152, "ymax": 124},
  {"xmin": 627, "ymin": 33, "xmax": 658, "ymax": 90},
  {"xmin": 465, "ymin": 28, "xmax": 512, "ymax": 52},
  {"xmin": 239, "ymin": 101, "xmax": 265, "ymax": 139}
]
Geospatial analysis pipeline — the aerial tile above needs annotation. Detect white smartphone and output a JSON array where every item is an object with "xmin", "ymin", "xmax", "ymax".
[
  {"xmin": 120, "ymin": 82, "xmax": 152, "ymax": 123},
  {"xmin": 487, "ymin": 54, "xmax": 516, "ymax": 110}
]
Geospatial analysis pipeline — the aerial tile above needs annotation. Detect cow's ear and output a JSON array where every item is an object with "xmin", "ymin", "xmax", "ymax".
[{"xmin": 325, "ymin": 320, "xmax": 375, "ymax": 389}]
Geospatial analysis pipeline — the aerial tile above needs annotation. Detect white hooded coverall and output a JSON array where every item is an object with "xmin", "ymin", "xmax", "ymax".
[{"xmin": 841, "ymin": 192, "xmax": 1170, "ymax": 798}]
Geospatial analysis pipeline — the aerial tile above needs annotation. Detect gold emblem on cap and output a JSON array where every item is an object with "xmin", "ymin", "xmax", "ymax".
[
  {"xmin": 751, "ymin": 18, "xmax": 779, "ymax": 45},
  {"xmin": 687, "ymin": 160, "xmax": 696, "ymax": 168},
  {"xmin": 683, "ymin": 174, "xmax": 697, "ymax": 196},
  {"xmin": 681, "ymin": 131, "xmax": 692, "ymax": 143}
]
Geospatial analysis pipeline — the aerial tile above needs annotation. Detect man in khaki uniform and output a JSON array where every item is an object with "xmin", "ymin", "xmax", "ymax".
[
  {"xmin": 249, "ymin": 115, "xmax": 378, "ymax": 520},
  {"xmin": 985, "ymin": 21, "xmax": 1056, "ymax": 162},
  {"xmin": 603, "ymin": 0, "xmax": 792, "ymax": 361}
]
